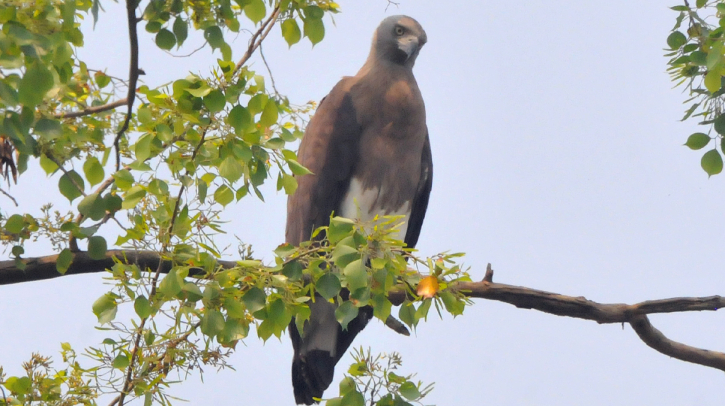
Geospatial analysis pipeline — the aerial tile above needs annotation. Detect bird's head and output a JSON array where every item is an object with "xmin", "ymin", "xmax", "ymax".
[{"xmin": 372, "ymin": 15, "xmax": 427, "ymax": 68}]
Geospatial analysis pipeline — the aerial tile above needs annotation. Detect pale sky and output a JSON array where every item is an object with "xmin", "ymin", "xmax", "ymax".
[{"xmin": 2, "ymin": 1, "xmax": 724, "ymax": 405}]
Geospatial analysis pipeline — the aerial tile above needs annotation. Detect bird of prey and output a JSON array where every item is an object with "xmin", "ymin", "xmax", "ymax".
[{"xmin": 285, "ymin": 15, "xmax": 432, "ymax": 405}]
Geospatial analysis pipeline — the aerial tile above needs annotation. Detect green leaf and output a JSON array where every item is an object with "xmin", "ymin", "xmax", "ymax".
[
  {"xmin": 279, "ymin": 173, "xmax": 298, "ymax": 195},
  {"xmin": 182, "ymin": 282, "xmax": 203, "ymax": 302},
  {"xmin": 228, "ymin": 104, "xmax": 252, "ymax": 132},
  {"xmin": 87, "ymin": 236, "xmax": 107, "ymax": 260},
  {"xmin": 214, "ymin": 184, "xmax": 234, "ymax": 206},
  {"xmin": 56, "ymin": 248, "xmax": 73, "ymax": 275},
  {"xmin": 704, "ymin": 70, "xmax": 721, "ymax": 94},
  {"xmin": 34, "ymin": 118, "xmax": 63, "ymax": 139},
  {"xmin": 666, "ymin": 31, "xmax": 686, "ymax": 49},
  {"xmin": 39, "ymin": 154, "xmax": 59, "ymax": 174},
  {"xmin": 4, "ymin": 214, "xmax": 24, "ymax": 234},
  {"xmin": 4, "ymin": 376, "xmax": 32, "ymax": 395},
  {"xmin": 204, "ymin": 26, "xmax": 225, "ymax": 49},
  {"xmin": 122, "ymin": 185, "xmax": 147, "ymax": 209},
  {"xmin": 701, "ymin": 149, "xmax": 723, "ymax": 176},
  {"xmin": 707, "ymin": 44, "xmax": 722, "ymax": 69},
  {"xmin": 220, "ymin": 318, "xmax": 249, "ymax": 342},
  {"xmin": 259, "ymin": 99, "xmax": 278, "ymax": 127},
  {"xmin": 268, "ymin": 298, "xmax": 292, "ymax": 331},
  {"xmin": 95, "ymin": 71, "xmax": 111, "ymax": 88},
  {"xmin": 158, "ymin": 268, "xmax": 184, "ymax": 297},
  {"xmin": 112, "ymin": 354, "xmax": 129, "ymax": 369},
  {"xmin": 332, "ymin": 242, "xmax": 359, "ymax": 268},
  {"xmin": 244, "ymin": 0, "xmax": 266, "ymax": 23},
  {"xmin": 339, "ymin": 376, "xmax": 357, "ymax": 394},
  {"xmin": 335, "ymin": 301, "xmax": 358, "ymax": 330},
  {"xmin": 398, "ymin": 302, "xmax": 415, "ymax": 327},
  {"xmin": 372, "ymin": 293, "xmax": 392, "ymax": 322},
  {"xmin": 304, "ymin": 17, "xmax": 325, "ymax": 45},
  {"xmin": 697, "ymin": 0, "xmax": 706, "ymax": 7},
  {"xmin": 344, "ymin": 260, "xmax": 368, "ymax": 292},
  {"xmin": 281, "ymin": 19, "xmax": 301, "ymax": 47},
  {"xmin": 92, "ymin": 293, "xmax": 117, "ymax": 324},
  {"xmin": 327, "ymin": 216, "xmax": 354, "ymax": 244},
  {"xmin": 715, "ymin": 114, "xmax": 725, "ymax": 135},
  {"xmin": 690, "ymin": 50, "xmax": 707, "ymax": 66},
  {"xmin": 146, "ymin": 21, "xmax": 162, "ymax": 33},
  {"xmin": 173, "ymin": 17, "xmax": 188, "ymax": 46},
  {"xmin": 201, "ymin": 309, "xmax": 225, "ymax": 337},
  {"xmin": 316, "ymin": 273, "xmax": 341, "ymax": 300},
  {"xmin": 155, "ymin": 29, "xmax": 176, "ymax": 50},
  {"xmin": 78, "ymin": 193, "xmax": 106, "ymax": 221},
  {"xmin": 113, "ymin": 169, "xmax": 134, "ymax": 190},
  {"xmin": 282, "ymin": 259, "xmax": 303, "ymax": 281},
  {"xmin": 219, "ymin": 155, "xmax": 243, "ymax": 182},
  {"xmin": 685, "ymin": 133, "xmax": 711, "ymax": 150},
  {"xmin": 104, "ymin": 193, "xmax": 123, "ymax": 213},
  {"xmin": 242, "ymin": 287, "xmax": 267, "ymax": 313},
  {"xmin": 224, "ymin": 297, "xmax": 246, "ymax": 319},
  {"xmin": 83, "ymin": 157, "xmax": 105, "ymax": 186},
  {"xmin": 339, "ymin": 389, "xmax": 364, "ymax": 406},
  {"xmin": 204, "ymin": 89, "xmax": 226, "ymax": 113},
  {"xmin": 399, "ymin": 382, "xmax": 421, "ymax": 400},
  {"xmin": 288, "ymin": 159, "xmax": 312, "ymax": 176},
  {"xmin": 59, "ymin": 170, "xmax": 85, "ymax": 202},
  {"xmin": 134, "ymin": 296, "xmax": 152, "ymax": 318},
  {"xmin": 18, "ymin": 60, "xmax": 54, "ymax": 106},
  {"xmin": 0, "ymin": 81, "xmax": 18, "ymax": 106},
  {"xmin": 134, "ymin": 133, "xmax": 154, "ymax": 162}
]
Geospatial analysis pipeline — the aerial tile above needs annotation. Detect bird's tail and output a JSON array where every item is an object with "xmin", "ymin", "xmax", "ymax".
[{"xmin": 291, "ymin": 349, "xmax": 336, "ymax": 405}]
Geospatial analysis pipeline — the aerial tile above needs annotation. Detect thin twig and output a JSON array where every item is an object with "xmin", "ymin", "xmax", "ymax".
[
  {"xmin": 233, "ymin": 6, "xmax": 281, "ymax": 77},
  {"xmin": 113, "ymin": 0, "xmax": 141, "ymax": 172},
  {"xmin": 166, "ymin": 41, "xmax": 208, "ymax": 58},
  {"xmin": 54, "ymin": 98, "xmax": 128, "ymax": 119},
  {"xmin": 259, "ymin": 43, "xmax": 280, "ymax": 95},
  {"xmin": 0, "ymin": 186, "xmax": 18, "ymax": 206}
]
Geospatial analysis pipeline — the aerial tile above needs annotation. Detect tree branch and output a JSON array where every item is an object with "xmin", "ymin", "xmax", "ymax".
[
  {"xmin": 113, "ymin": 0, "xmax": 141, "ymax": 172},
  {"xmin": 630, "ymin": 314, "xmax": 725, "ymax": 370},
  {"xmin": 233, "ymin": 6, "xmax": 281, "ymax": 77},
  {"xmin": 2, "ymin": 256, "xmax": 724, "ymax": 373},
  {"xmin": 54, "ymin": 99, "xmax": 128, "ymax": 119},
  {"xmin": 0, "ymin": 250, "xmax": 237, "ymax": 285}
]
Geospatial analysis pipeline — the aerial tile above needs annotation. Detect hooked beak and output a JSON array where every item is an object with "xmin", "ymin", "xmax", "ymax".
[{"xmin": 398, "ymin": 37, "xmax": 420, "ymax": 60}]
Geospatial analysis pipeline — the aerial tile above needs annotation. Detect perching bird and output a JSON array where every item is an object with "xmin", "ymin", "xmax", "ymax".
[{"xmin": 286, "ymin": 15, "xmax": 432, "ymax": 405}]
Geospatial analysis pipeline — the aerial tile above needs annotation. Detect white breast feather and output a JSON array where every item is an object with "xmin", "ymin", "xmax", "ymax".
[{"xmin": 340, "ymin": 178, "xmax": 411, "ymax": 241}]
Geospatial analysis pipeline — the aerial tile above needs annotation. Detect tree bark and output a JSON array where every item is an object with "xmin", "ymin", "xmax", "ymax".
[{"xmin": 2, "ymin": 254, "xmax": 724, "ymax": 373}]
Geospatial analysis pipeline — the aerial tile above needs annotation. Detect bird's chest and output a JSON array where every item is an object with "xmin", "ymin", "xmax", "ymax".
[{"xmin": 338, "ymin": 81, "xmax": 426, "ymax": 239}]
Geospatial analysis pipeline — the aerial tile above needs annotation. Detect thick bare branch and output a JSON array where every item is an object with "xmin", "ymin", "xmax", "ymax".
[
  {"xmin": 630, "ymin": 315, "xmax": 725, "ymax": 371},
  {"xmin": 0, "ymin": 250, "xmax": 237, "ymax": 285},
  {"xmin": 2, "ymin": 256, "xmax": 724, "ymax": 374}
]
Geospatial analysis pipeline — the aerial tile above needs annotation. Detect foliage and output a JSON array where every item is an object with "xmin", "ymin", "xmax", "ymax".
[
  {"xmin": 323, "ymin": 348, "xmax": 434, "ymax": 406},
  {"xmin": 666, "ymin": 0, "xmax": 725, "ymax": 176},
  {"xmin": 0, "ymin": 0, "xmax": 470, "ymax": 403}
]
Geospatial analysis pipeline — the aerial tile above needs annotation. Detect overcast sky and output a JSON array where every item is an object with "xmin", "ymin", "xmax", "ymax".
[{"xmin": 2, "ymin": 1, "xmax": 724, "ymax": 405}]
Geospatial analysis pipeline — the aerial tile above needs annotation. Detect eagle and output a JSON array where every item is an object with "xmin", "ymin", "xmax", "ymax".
[{"xmin": 285, "ymin": 15, "xmax": 432, "ymax": 405}]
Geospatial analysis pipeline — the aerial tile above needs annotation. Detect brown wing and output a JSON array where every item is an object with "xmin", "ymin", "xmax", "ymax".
[
  {"xmin": 286, "ymin": 77, "xmax": 361, "ymax": 245},
  {"xmin": 404, "ymin": 131, "xmax": 433, "ymax": 249}
]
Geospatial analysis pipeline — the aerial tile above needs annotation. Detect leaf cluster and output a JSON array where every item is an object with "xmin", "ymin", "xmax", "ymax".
[
  {"xmin": 666, "ymin": 1, "xmax": 725, "ymax": 176},
  {"xmin": 323, "ymin": 348, "xmax": 434, "ymax": 406}
]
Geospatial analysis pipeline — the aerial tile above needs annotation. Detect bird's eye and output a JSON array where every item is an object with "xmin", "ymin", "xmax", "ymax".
[{"xmin": 395, "ymin": 26, "xmax": 405, "ymax": 36}]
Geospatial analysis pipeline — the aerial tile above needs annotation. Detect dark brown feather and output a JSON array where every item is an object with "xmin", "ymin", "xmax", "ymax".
[{"xmin": 286, "ymin": 15, "xmax": 431, "ymax": 405}]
